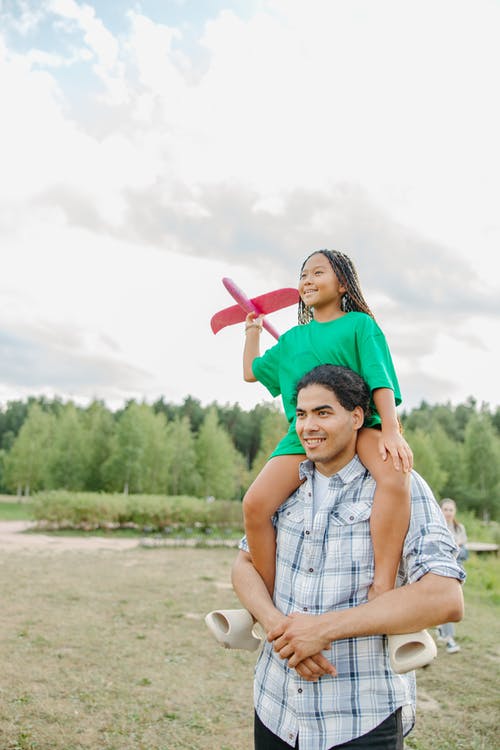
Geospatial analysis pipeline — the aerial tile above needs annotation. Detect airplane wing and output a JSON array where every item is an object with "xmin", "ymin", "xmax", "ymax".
[
  {"xmin": 250, "ymin": 288, "xmax": 299, "ymax": 314},
  {"xmin": 210, "ymin": 304, "xmax": 247, "ymax": 334},
  {"xmin": 210, "ymin": 287, "xmax": 299, "ymax": 334}
]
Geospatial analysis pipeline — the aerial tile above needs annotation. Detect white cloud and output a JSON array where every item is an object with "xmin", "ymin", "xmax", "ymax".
[
  {"xmin": 0, "ymin": 0, "xmax": 499, "ymax": 411},
  {"xmin": 0, "ymin": 0, "xmax": 46, "ymax": 35},
  {"xmin": 49, "ymin": 0, "xmax": 128, "ymax": 103}
]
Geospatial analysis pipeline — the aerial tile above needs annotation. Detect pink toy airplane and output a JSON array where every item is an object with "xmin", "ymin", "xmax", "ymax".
[{"xmin": 210, "ymin": 277, "xmax": 299, "ymax": 340}]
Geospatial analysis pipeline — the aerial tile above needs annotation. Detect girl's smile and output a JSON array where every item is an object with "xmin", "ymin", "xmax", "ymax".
[{"xmin": 298, "ymin": 252, "xmax": 346, "ymax": 319}]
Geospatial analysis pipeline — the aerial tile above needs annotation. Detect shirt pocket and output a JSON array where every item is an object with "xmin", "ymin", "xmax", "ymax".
[
  {"xmin": 325, "ymin": 501, "xmax": 373, "ymax": 569},
  {"xmin": 330, "ymin": 500, "xmax": 372, "ymax": 527},
  {"xmin": 276, "ymin": 499, "xmax": 304, "ymax": 543}
]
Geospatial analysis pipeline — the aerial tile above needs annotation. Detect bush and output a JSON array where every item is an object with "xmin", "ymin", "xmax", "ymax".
[{"xmin": 31, "ymin": 490, "xmax": 244, "ymax": 533}]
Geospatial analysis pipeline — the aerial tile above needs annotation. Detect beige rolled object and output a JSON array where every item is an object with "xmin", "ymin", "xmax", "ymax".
[
  {"xmin": 205, "ymin": 608, "xmax": 264, "ymax": 652},
  {"xmin": 388, "ymin": 629, "xmax": 437, "ymax": 673}
]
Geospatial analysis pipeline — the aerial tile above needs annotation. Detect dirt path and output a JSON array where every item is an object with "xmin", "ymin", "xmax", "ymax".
[
  {"xmin": 0, "ymin": 521, "xmax": 239, "ymax": 553},
  {"xmin": 0, "ymin": 521, "xmax": 139, "ymax": 553}
]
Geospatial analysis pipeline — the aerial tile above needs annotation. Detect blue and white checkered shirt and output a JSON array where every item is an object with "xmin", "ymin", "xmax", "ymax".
[{"xmin": 240, "ymin": 456, "xmax": 465, "ymax": 750}]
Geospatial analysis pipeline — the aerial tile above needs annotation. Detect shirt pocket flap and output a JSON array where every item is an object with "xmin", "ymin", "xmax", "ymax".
[
  {"xmin": 330, "ymin": 500, "xmax": 371, "ymax": 525},
  {"xmin": 277, "ymin": 497, "xmax": 304, "ymax": 525}
]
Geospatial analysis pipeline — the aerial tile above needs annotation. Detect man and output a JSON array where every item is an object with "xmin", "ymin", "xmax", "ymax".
[{"xmin": 232, "ymin": 365, "xmax": 465, "ymax": 750}]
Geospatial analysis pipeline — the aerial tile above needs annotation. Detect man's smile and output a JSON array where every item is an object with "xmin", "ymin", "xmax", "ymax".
[{"xmin": 302, "ymin": 436, "xmax": 326, "ymax": 447}]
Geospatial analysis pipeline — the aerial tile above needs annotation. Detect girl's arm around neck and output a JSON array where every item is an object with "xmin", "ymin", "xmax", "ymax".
[
  {"xmin": 372, "ymin": 387, "xmax": 400, "ymax": 431},
  {"xmin": 372, "ymin": 387, "xmax": 413, "ymax": 472}
]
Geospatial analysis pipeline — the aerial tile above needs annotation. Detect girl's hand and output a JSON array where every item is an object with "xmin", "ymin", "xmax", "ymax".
[
  {"xmin": 245, "ymin": 311, "xmax": 264, "ymax": 330},
  {"xmin": 379, "ymin": 430, "xmax": 413, "ymax": 473}
]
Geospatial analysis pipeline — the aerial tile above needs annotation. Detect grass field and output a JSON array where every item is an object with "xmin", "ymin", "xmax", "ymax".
[
  {"xmin": 0, "ymin": 499, "xmax": 34, "ymax": 520},
  {"xmin": 0, "ymin": 537, "xmax": 499, "ymax": 750}
]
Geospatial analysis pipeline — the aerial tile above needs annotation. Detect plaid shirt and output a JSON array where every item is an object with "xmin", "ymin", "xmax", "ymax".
[{"xmin": 240, "ymin": 456, "xmax": 465, "ymax": 750}]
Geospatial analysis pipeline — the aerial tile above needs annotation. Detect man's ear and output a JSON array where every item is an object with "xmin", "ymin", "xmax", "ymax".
[{"xmin": 352, "ymin": 406, "xmax": 364, "ymax": 430}]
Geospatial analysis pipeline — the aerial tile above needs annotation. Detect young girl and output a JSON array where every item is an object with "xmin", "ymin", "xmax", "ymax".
[{"xmin": 243, "ymin": 249, "xmax": 413, "ymax": 597}]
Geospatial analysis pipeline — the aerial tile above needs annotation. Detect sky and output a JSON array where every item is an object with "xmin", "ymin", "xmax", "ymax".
[{"xmin": 1, "ymin": 0, "xmax": 499, "ymax": 415}]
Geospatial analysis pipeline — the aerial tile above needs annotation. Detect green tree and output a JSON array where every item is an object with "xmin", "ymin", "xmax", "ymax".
[
  {"xmin": 47, "ymin": 403, "xmax": 88, "ymax": 490},
  {"xmin": 406, "ymin": 428, "xmax": 448, "ymax": 498},
  {"xmin": 195, "ymin": 407, "xmax": 244, "ymax": 499},
  {"xmin": 141, "ymin": 409, "xmax": 170, "ymax": 494},
  {"xmin": 249, "ymin": 406, "xmax": 288, "ymax": 484},
  {"xmin": 103, "ymin": 403, "xmax": 169, "ymax": 494},
  {"xmin": 4, "ymin": 403, "xmax": 54, "ymax": 494},
  {"xmin": 0, "ymin": 449, "xmax": 7, "ymax": 493},
  {"xmin": 0, "ymin": 399, "xmax": 29, "ymax": 449},
  {"xmin": 165, "ymin": 416, "xmax": 199, "ymax": 495},
  {"xmin": 81, "ymin": 401, "xmax": 115, "ymax": 491},
  {"xmin": 454, "ymin": 397, "xmax": 478, "ymax": 441},
  {"xmin": 491, "ymin": 405, "xmax": 500, "ymax": 436},
  {"xmin": 463, "ymin": 412, "xmax": 500, "ymax": 519},
  {"xmin": 428, "ymin": 424, "xmax": 466, "ymax": 501},
  {"xmin": 180, "ymin": 396, "xmax": 205, "ymax": 432}
]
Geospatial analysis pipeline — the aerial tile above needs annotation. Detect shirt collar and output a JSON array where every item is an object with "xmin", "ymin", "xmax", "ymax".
[{"xmin": 299, "ymin": 454, "xmax": 367, "ymax": 485}]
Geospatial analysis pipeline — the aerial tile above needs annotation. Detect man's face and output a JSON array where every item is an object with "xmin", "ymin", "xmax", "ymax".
[{"xmin": 295, "ymin": 383, "xmax": 364, "ymax": 475}]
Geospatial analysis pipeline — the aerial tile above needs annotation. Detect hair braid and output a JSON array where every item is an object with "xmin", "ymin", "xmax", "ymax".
[{"xmin": 298, "ymin": 249, "xmax": 374, "ymax": 324}]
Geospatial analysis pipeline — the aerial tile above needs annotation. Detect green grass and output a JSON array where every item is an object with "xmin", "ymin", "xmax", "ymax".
[
  {"xmin": 406, "ymin": 562, "xmax": 499, "ymax": 750},
  {"xmin": 0, "ymin": 542, "xmax": 498, "ymax": 749},
  {"xmin": 0, "ymin": 546, "xmax": 255, "ymax": 749},
  {"xmin": 0, "ymin": 501, "xmax": 34, "ymax": 520}
]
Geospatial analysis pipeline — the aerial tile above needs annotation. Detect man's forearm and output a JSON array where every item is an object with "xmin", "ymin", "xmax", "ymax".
[
  {"xmin": 231, "ymin": 550, "xmax": 283, "ymax": 631},
  {"xmin": 324, "ymin": 573, "xmax": 463, "ymax": 641},
  {"xmin": 270, "ymin": 573, "xmax": 464, "ymax": 667}
]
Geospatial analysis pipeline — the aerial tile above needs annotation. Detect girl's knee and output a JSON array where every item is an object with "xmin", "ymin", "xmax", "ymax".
[{"xmin": 242, "ymin": 486, "xmax": 264, "ymax": 522}]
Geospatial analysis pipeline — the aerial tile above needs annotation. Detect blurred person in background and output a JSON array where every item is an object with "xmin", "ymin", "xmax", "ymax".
[{"xmin": 437, "ymin": 498, "xmax": 468, "ymax": 654}]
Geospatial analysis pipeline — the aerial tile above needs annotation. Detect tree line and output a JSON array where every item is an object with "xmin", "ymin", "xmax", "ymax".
[{"xmin": 0, "ymin": 394, "xmax": 499, "ymax": 519}]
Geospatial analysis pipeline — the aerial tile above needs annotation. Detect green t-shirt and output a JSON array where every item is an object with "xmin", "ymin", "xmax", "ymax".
[{"xmin": 252, "ymin": 312, "xmax": 402, "ymax": 456}]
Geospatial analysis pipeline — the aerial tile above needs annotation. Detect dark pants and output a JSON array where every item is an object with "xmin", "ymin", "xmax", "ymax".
[{"xmin": 254, "ymin": 708, "xmax": 403, "ymax": 749}]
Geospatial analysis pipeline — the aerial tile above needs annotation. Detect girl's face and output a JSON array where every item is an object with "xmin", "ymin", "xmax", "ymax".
[
  {"xmin": 299, "ymin": 253, "xmax": 346, "ymax": 310},
  {"xmin": 441, "ymin": 502, "xmax": 456, "ymax": 523}
]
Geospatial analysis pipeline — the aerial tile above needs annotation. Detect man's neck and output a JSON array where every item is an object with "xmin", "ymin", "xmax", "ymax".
[{"xmin": 314, "ymin": 452, "xmax": 356, "ymax": 477}]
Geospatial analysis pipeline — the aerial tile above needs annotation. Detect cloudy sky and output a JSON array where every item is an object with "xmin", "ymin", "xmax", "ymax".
[{"xmin": 1, "ymin": 0, "xmax": 499, "ymax": 414}]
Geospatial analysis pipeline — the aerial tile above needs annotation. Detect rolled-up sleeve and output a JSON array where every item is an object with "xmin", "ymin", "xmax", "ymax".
[
  {"xmin": 238, "ymin": 535, "xmax": 249, "ymax": 553},
  {"xmin": 403, "ymin": 473, "xmax": 466, "ymax": 584}
]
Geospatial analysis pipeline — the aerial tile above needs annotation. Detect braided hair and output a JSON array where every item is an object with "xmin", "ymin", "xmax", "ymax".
[{"xmin": 298, "ymin": 249, "xmax": 374, "ymax": 325}]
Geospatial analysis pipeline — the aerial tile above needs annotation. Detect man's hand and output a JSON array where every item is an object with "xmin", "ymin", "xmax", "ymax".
[
  {"xmin": 231, "ymin": 550, "xmax": 337, "ymax": 682},
  {"xmin": 294, "ymin": 653, "xmax": 337, "ymax": 682},
  {"xmin": 268, "ymin": 612, "xmax": 332, "ymax": 669}
]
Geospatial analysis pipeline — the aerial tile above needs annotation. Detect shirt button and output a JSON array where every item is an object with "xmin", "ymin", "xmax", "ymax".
[
  {"xmin": 305, "ymin": 530, "xmax": 310, "ymax": 535},
  {"xmin": 308, "ymin": 567, "xmax": 314, "ymax": 573},
  {"xmin": 349, "ymin": 515, "xmax": 354, "ymax": 520},
  {"xmin": 303, "ymin": 607, "xmax": 308, "ymax": 611},
  {"xmin": 298, "ymin": 688, "xmax": 303, "ymax": 693}
]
